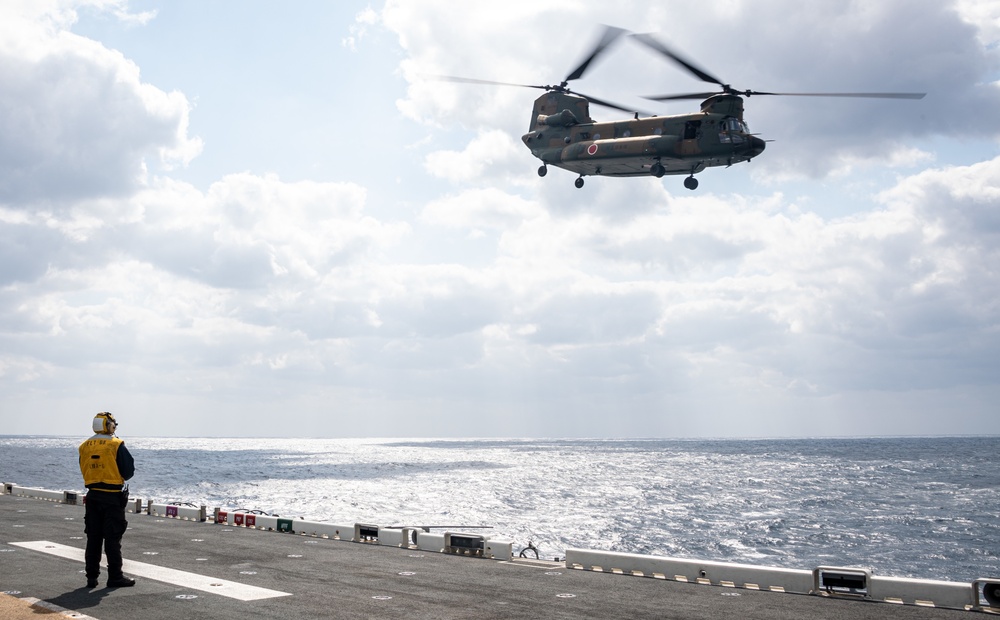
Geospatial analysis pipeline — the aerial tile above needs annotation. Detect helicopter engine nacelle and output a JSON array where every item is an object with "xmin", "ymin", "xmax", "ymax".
[{"xmin": 538, "ymin": 109, "xmax": 579, "ymax": 127}]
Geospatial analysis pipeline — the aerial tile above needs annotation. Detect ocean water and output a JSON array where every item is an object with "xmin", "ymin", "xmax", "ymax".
[{"xmin": 2, "ymin": 435, "xmax": 997, "ymax": 583}]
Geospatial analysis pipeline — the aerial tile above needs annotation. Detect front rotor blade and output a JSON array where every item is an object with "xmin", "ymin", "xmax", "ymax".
[
  {"xmin": 643, "ymin": 89, "xmax": 926, "ymax": 101},
  {"xmin": 564, "ymin": 25, "xmax": 627, "ymax": 83},
  {"xmin": 630, "ymin": 33, "xmax": 726, "ymax": 87},
  {"xmin": 751, "ymin": 91, "xmax": 926, "ymax": 99}
]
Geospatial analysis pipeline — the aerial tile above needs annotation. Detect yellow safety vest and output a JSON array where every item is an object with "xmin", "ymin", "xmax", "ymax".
[{"xmin": 79, "ymin": 435, "xmax": 125, "ymax": 491}]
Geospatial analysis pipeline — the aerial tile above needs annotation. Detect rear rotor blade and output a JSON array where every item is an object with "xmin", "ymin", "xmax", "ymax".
[
  {"xmin": 643, "ymin": 91, "xmax": 725, "ymax": 101},
  {"xmin": 573, "ymin": 90, "xmax": 653, "ymax": 116},
  {"xmin": 429, "ymin": 75, "xmax": 550, "ymax": 91},
  {"xmin": 564, "ymin": 25, "xmax": 627, "ymax": 83}
]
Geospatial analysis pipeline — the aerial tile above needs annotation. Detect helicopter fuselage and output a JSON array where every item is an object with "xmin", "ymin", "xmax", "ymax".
[
  {"xmin": 522, "ymin": 92, "xmax": 765, "ymax": 187},
  {"xmin": 445, "ymin": 25, "xmax": 920, "ymax": 190}
]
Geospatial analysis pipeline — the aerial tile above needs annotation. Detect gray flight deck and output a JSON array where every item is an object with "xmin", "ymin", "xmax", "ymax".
[{"xmin": 0, "ymin": 492, "xmax": 982, "ymax": 619}]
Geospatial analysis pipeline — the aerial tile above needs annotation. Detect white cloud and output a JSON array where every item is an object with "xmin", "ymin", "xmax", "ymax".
[
  {"xmin": 0, "ymin": 5, "xmax": 201, "ymax": 205},
  {"xmin": 389, "ymin": 0, "xmax": 1000, "ymax": 182},
  {"xmin": 1, "ymin": 1, "xmax": 998, "ymax": 438},
  {"xmin": 343, "ymin": 6, "xmax": 381, "ymax": 52},
  {"xmin": 423, "ymin": 129, "xmax": 524, "ymax": 183},
  {"xmin": 422, "ymin": 187, "xmax": 541, "ymax": 230},
  {"xmin": 955, "ymin": 0, "xmax": 1000, "ymax": 45}
]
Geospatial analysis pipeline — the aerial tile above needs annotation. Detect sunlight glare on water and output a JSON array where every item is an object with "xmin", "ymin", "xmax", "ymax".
[{"xmin": 2, "ymin": 435, "xmax": 997, "ymax": 582}]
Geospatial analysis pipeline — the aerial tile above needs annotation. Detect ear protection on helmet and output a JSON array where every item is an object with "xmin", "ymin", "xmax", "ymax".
[{"xmin": 92, "ymin": 412, "xmax": 117, "ymax": 434}]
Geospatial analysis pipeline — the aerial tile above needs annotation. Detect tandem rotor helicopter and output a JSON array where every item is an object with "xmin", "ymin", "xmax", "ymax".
[{"xmin": 440, "ymin": 26, "xmax": 925, "ymax": 190}]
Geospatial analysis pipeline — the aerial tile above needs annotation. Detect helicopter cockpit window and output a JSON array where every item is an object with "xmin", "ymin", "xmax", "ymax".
[{"xmin": 719, "ymin": 117, "xmax": 748, "ymax": 144}]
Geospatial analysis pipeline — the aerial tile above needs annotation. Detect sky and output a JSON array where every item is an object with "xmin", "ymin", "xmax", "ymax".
[{"xmin": 1, "ymin": 0, "xmax": 999, "ymax": 438}]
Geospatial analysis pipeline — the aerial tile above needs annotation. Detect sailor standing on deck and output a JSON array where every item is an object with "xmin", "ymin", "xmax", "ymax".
[{"xmin": 78, "ymin": 412, "xmax": 136, "ymax": 588}]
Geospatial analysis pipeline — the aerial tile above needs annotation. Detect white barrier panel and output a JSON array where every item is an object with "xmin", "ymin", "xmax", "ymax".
[
  {"xmin": 416, "ymin": 532, "xmax": 446, "ymax": 553},
  {"xmin": 293, "ymin": 520, "xmax": 355, "ymax": 540},
  {"xmin": 412, "ymin": 531, "xmax": 512, "ymax": 560},
  {"xmin": 242, "ymin": 514, "xmax": 279, "ymax": 530},
  {"xmin": 813, "ymin": 566, "xmax": 979, "ymax": 610},
  {"xmin": 869, "ymin": 575, "xmax": 974, "ymax": 609},
  {"xmin": 485, "ymin": 539, "xmax": 513, "ymax": 562},
  {"xmin": 373, "ymin": 527, "xmax": 411, "ymax": 547},
  {"xmin": 565, "ymin": 549, "xmax": 814, "ymax": 593},
  {"xmin": 354, "ymin": 523, "xmax": 420, "ymax": 547},
  {"xmin": 8, "ymin": 485, "xmax": 123, "ymax": 509},
  {"xmin": 12, "ymin": 486, "xmax": 71, "ymax": 504},
  {"xmin": 567, "ymin": 549, "xmax": 985, "ymax": 612},
  {"xmin": 125, "ymin": 499, "xmax": 143, "ymax": 514},
  {"xmin": 148, "ymin": 502, "xmax": 206, "ymax": 521}
]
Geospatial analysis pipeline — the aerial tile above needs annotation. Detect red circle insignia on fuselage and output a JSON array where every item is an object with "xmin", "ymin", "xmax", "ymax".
[{"xmin": 587, "ymin": 144, "xmax": 598, "ymax": 155}]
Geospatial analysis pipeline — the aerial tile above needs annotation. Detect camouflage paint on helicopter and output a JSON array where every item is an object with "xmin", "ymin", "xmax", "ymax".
[
  {"xmin": 439, "ymin": 26, "xmax": 922, "ymax": 190},
  {"xmin": 524, "ymin": 91, "xmax": 765, "ymax": 190}
]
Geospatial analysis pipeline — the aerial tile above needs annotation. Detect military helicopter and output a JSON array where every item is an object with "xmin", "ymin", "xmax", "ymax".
[{"xmin": 440, "ymin": 27, "xmax": 925, "ymax": 190}]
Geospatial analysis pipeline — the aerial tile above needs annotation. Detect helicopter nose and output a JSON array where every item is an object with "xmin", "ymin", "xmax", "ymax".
[{"xmin": 749, "ymin": 136, "xmax": 766, "ymax": 158}]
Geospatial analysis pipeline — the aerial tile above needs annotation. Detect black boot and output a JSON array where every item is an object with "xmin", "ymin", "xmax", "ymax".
[{"xmin": 107, "ymin": 575, "xmax": 135, "ymax": 587}]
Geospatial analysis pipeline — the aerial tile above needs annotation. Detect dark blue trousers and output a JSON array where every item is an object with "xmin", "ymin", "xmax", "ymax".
[{"xmin": 84, "ymin": 491, "xmax": 128, "ymax": 580}]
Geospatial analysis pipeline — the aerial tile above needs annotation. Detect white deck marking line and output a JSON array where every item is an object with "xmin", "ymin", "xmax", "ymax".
[
  {"xmin": 11, "ymin": 541, "xmax": 292, "ymax": 601},
  {"xmin": 20, "ymin": 597, "xmax": 101, "ymax": 619}
]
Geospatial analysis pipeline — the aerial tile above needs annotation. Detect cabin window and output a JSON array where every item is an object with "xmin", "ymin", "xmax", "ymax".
[{"xmin": 683, "ymin": 120, "xmax": 701, "ymax": 140}]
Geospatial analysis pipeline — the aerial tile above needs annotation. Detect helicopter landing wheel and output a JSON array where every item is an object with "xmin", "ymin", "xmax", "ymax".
[
  {"xmin": 575, "ymin": 177, "xmax": 585, "ymax": 189},
  {"xmin": 651, "ymin": 162, "xmax": 665, "ymax": 178},
  {"xmin": 684, "ymin": 175, "xmax": 699, "ymax": 190},
  {"xmin": 537, "ymin": 165, "xmax": 547, "ymax": 177}
]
